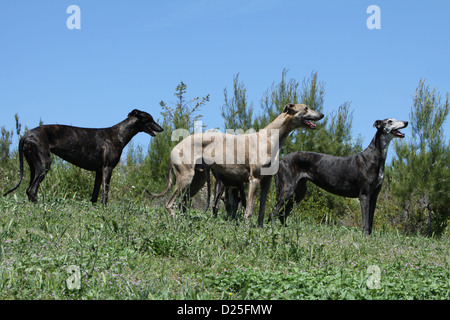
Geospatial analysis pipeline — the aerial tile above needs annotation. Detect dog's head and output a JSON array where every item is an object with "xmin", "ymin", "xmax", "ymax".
[
  {"xmin": 373, "ymin": 118, "xmax": 408, "ymax": 138},
  {"xmin": 128, "ymin": 109, "xmax": 164, "ymax": 136},
  {"xmin": 283, "ymin": 103, "xmax": 324, "ymax": 129}
]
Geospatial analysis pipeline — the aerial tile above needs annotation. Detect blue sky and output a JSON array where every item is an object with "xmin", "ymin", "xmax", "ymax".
[{"xmin": 1, "ymin": 0, "xmax": 449, "ymax": 160}]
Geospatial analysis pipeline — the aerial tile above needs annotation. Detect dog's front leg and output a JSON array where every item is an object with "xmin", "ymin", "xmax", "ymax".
[
  {"xmin": 91, "ymin": 170, "xmax": 102, "ymax": 203},
  {"xmin": 359, "ymin": 193, "xmax": 371, "ymax": 236},
  {"xmin": 244, "ymin": 176, "xmax": 260, "ymax": 221},
  {"xmin": 367, "ymin": 186, "xmax": 381, "ymax": 236}
]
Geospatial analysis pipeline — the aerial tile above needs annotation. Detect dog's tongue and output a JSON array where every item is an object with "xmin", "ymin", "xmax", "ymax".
[
  {"xmin": 392, "ymin": 129, "xmax": 405, "ymax": 138},
  {"xmin": 304, "ymin": 120, "xmax": 316, "ymax": 129}
]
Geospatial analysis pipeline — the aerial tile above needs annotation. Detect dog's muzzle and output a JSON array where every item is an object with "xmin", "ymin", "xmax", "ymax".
[
  {"xmin": 391, "ymin": 121, "xmax": 408, "ymax": 138},
  {"xmin": 145, "ymin": 122, "xmax": 164, "ymax": 136}
]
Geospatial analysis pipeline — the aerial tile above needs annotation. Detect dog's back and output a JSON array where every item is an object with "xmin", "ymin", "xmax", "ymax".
[
  {"xmin": 26, "ymin": 125, "xmax": 114, "ymax": 171},
  {"xmin": 279, "ymin": 151, "xmax": 363, "ymax": 198}
]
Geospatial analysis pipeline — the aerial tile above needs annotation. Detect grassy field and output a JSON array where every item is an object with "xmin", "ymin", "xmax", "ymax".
[{"xmin": 0, "ymin": 194, "xmax": 448, "ymax": 300}]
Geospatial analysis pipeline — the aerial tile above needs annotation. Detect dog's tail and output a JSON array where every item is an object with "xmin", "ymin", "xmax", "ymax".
[
  {"xmin": 3, "ymin": 138, "xmax": 25, "ymax": 197},
  {"xmin": 144, "ymin": 158, "xmax": 174, "ymax": 198}
]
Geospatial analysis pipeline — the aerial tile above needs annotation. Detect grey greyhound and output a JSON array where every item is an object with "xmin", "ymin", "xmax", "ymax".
[
  {"xmin": 272, "ymin": 118, "xmax": 408, "ymax": 235},
  {"xmin": 4, "ymin": 109, "xmax": 163, "ymax": 205}
]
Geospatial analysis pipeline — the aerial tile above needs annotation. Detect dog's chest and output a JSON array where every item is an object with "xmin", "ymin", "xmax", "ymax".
[
  {"xmin": 374, "ymin": 162, "xmax": 386, "ymax": 189},
  {"xmin": 376, "ymin": 172, "xmax": 384, "ymax": 188}
]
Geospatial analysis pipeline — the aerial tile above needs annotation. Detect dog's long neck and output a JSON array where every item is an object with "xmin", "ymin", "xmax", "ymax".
[
  {"xmin": 112, "ymin": 117, "xmax": 141, "ymax": 149},
  {"xmin": 261, "ymin": 113, "xmax": 295, "ymax": 147},
  {"xmin": 368, "ymin": 130, "xmax": 393, "ymax": 159},
  {"xmin": 364, "ymin": 130, "xmax": 393, "ymax": 182}
]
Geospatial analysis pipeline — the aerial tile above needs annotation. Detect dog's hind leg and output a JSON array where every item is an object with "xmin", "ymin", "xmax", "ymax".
[
  {"xmin": 272, "ymin": 175, "xmax": 295, "ymax": 225},
  {"xmin": 225, "ymin": 187, "xmax": 240, "ymax": 220},
  {"xmin": 272, "ymin": 193, "xmax": 292, "ymax": 226},
  {"xmin": 166, "ymin": 186, "xmax": 181, "ymax": 218},
  {"xmin": 91, "ymin": 170, "xmax": 102, "ymax": 203},
  {"xmin": 212, "ymin": 179, "xmax": 225, "ymax": 218},
  {"xmin": 238, "ymin": 184, "xmax": 246, "ymax": 213},
  {"xmin": 202, "ymin": 167, "xmax": 211, "ymax": 215},
  {"xmin": 181, "ymin": 169, "xmax": 206, "ymax": 213},
  {"xmin": 23, "ymin": 141, "xmax": 51, "ymax": 203},
  {"xmin": 286, "ymin": 179, "xmax": 308, "ymax": 224},
  {"xmin": 272, "ymin": 178, "xmax": 307, "ymax": 225},
  {"xmin": 166, "ymin": 166, "xmax": 195, "ymax": 218}
]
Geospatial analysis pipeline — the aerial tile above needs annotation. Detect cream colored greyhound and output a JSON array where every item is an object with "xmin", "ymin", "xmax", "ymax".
[{"xmin": 149, "ymin": 103, "xmax": 324, "ymax": 227}]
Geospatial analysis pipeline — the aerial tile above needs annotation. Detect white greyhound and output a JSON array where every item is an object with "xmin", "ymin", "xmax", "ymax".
[{"xmin": 149, "ymin": 103, "xmax": 324, "ymax": 227}]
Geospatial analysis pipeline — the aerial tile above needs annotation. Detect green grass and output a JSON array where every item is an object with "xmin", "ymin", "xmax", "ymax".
[{"xmin": 0, "ymin": 195, "xmax": 448, "ymax": 300}]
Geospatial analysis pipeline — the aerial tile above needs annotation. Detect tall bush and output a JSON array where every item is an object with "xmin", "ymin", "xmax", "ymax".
[{"xmin": 387, "ymin": 79, "xmax": 449, "ymax": 236}]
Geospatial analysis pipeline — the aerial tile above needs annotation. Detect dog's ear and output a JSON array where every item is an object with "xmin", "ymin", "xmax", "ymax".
[
  {"xmin": 283, "ymin": 104, "xmax": 296, "ymax": 114},
  {"xmin": 128, "ymin": 109, "xmax": 140, "ymax": 118},
  {"xmin": 373, "ymin": 120, "xmax": 382, "ymax": 129}
]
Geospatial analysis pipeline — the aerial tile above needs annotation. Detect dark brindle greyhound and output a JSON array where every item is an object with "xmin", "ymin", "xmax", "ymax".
[
  {"xmin": 203, "ymin": 168, "xmax": 246, "ymax": 219},
  {"xmin": 272, "ymin": 118, "xmax": 408, "ymax": 235},
  {"xmin": 4, "ymin": 109, "xmax": 163, "ymax": 205}
]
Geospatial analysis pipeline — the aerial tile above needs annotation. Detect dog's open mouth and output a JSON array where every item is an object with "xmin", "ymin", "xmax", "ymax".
[
  {"xmin": 145, "ymin": 123, "xmax": 163, "ymax": 136},
  {"xmin": 144, "ymin": 125, "xmax": 156, "ymax": 136},
  {"xmin": 303, "ymin": 120, "xmax": 317, "ymax": 129},
  {"xmin": 391, "ymin": 129, "xmax": 405, "ymax": 138}
]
